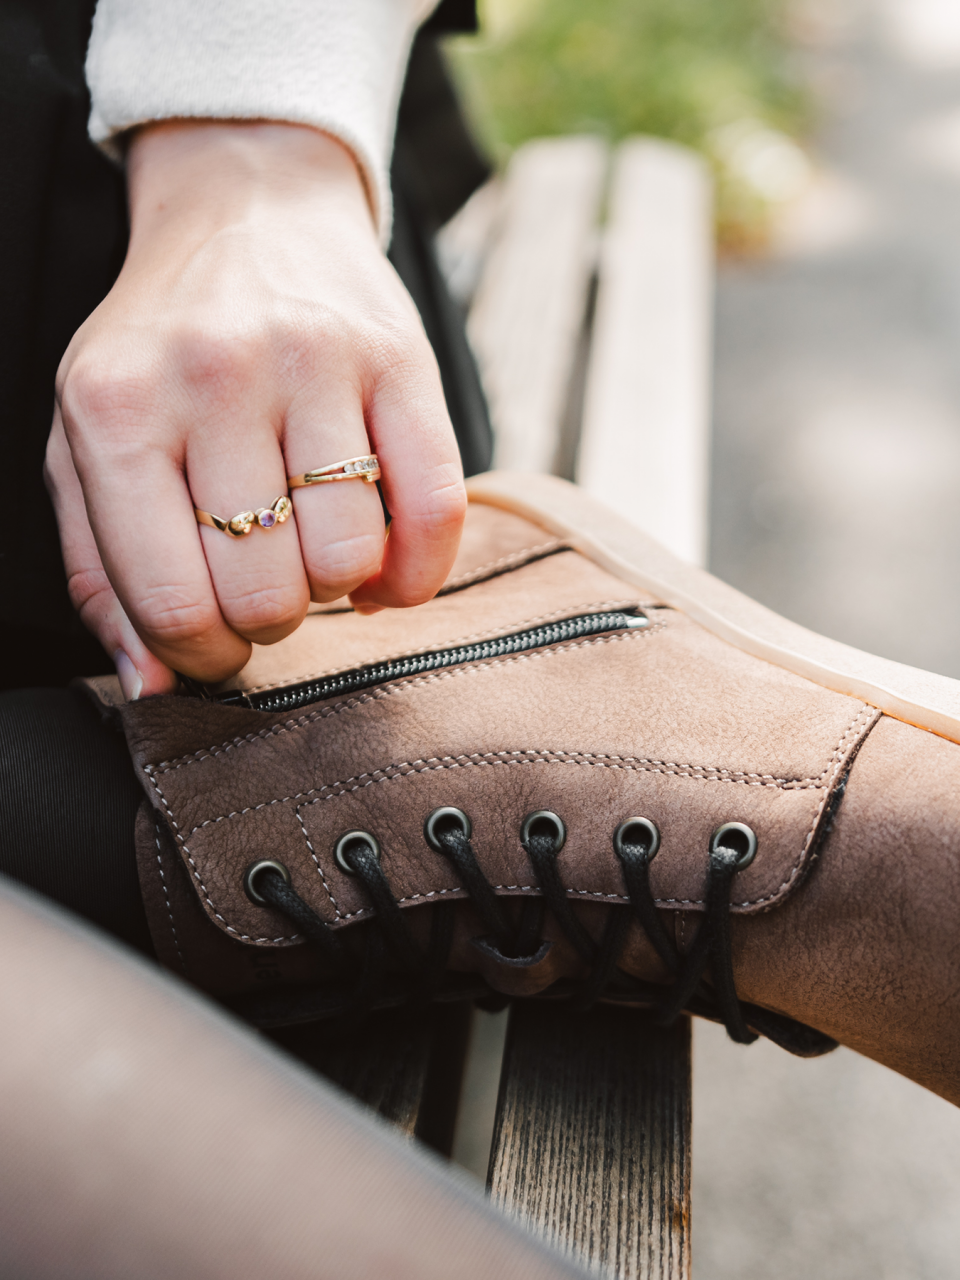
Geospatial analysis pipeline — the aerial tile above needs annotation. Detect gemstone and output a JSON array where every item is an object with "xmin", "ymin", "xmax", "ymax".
[
  {"xmin": 257, "ymin": 509, "xmax": 277, "ymax": 528},
  {"xmin": 344, "ymin": 462, "xmax": 356, "ymax": 473}
]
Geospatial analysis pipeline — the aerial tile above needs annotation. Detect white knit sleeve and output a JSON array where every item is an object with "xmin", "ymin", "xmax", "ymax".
[{"xmin": 86, "ymin": 0, "xmax": 440, "ymax": 244}]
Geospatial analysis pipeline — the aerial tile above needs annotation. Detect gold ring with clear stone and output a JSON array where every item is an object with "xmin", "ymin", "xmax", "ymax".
[
  {"xmin": 287, "ymin": 454, "xmax": 381, "ymax": 488},
  {"xmin": 194, "ymin": 495, "xmax": 293, "ymax": 537}
]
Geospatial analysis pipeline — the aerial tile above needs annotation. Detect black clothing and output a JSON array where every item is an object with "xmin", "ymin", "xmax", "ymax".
[
  {"xmin": 0, "ymin": 2, "xmax": 489, "ymax": 942},
  {"xmin": 0, "ymin": 686, "xmax": 150, "ymax": 951},
  {"xmin": 1, "ymin": 0, "xmax": 126, "ymax": 680},
  {"xmin": 1, "ymin": 1, "xmax": 490, "ymax": 689}
]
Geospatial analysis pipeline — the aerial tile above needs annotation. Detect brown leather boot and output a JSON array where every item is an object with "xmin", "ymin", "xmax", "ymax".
[{"xmin": 89, "ymin": 473, "xmax": 960, "ymax": 1106}]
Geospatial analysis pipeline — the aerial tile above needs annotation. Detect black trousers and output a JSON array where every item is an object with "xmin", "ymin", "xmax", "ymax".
[{"xmin": 0, "ymin": 0, "xmax": 490, "ymax": 945}]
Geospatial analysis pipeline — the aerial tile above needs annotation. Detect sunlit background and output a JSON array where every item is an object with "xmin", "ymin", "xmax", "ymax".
[
  {"xmin": 444, "ymin": 2, "xmax": 960, "ymax": 1276},
  {"xmin": 448, "ymin": 0, "xmax": 810, "ymax": 249}
]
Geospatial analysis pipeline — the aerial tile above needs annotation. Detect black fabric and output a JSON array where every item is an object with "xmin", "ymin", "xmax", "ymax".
[
  {"xmin": 0, "ymin": 0, "xmax": 127, "ymax": 652},
  {"xmin": 389, "ymin": 34, "xmax": 494, "ymax": 480},
  {"xmin": 422, "ymin": 0, "xmax": 478, "ymax": 35},
  {"xmin": 0, "ymin": 686, "xmax": 150, "ymax": 953},
  {"xmin": 0, "ymin": 5, "xmax": 491, "ymax": 689},
  {"xmin": 395, "ymin": 32, "xmax": 490, "ymax": 230},
  {"xmin": 389, "ymin": 146, "xmax": 493, "ymax": 480}
]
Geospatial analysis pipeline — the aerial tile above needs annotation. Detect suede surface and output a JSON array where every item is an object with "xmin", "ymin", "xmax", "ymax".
[{"xmin": 107, "ymin": 504, "xmax": 878, "ymax": 1006}]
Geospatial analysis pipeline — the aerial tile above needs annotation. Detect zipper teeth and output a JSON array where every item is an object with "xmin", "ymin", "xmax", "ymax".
[{"xmin": 221, "ymin": 609, "xmax": 648, "ymax": 713}]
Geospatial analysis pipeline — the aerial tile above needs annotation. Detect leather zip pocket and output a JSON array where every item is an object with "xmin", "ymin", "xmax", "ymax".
[{"xmin": 199, "ymin": 608, "xmax": 651, "ymax": 713}]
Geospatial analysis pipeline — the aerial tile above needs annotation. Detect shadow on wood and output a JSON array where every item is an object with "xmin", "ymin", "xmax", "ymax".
[
  {"xmin": 268, "ymin": 1002, "xmax": 471, "ymax": 1156},
  {"xmin": 489, "ymin": 1003, "xmax": 691, "ymax": 1280}
]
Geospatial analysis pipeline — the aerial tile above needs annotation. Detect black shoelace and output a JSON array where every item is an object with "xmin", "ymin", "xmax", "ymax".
[{"xmin": 243, "ymin": 810, "xmax": 837, "ymax": 1057}]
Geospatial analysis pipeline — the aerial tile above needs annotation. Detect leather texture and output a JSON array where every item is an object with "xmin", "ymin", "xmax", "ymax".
[
  {"xmin": 111, "ymin": 504, "xmax": 877, "ymax": 1002},
  {"xmin": 83, "ymin": 493, "xmax": 960, "ymax": 1103},
  {"xmin": 731, "ymin": 712, "xmax": 960, "ymax": 1105}
]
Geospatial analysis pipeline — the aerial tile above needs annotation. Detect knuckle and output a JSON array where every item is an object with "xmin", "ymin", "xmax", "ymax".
[
  {"xmin": 287, "ymin": 311, "xmax": 350, "ymax": 375},
  {"xmin": 388, "ymin": 582, "xmax": 434, "ymax": 609},
  {"xmin": 367, "ymin": 327, "xmax": 426, "ymax": 382},
  {"xmin": 218, "ymin": 583, "xmax": 307, "ymax": 634},
  {"xmin": 175, "ymin": 327, "xmax": 262, "ymax": 399},
  {"xmin": 135, "ymin": 588, "xmax": 223, "ymax": 647},
  {"xmin": 66, "ymin": 567, "xmax": 113, "ymax": 617},
  {"xmin": 61, "ymin": 358, "xmax": 155, "ymax": 436},
  {"xmin": 418, "ymin": 477, "xmax": 468, "ymax": 532},
  {"xmin": 306, "ymin": 532, "xmax": 382, "ymax": 589}
]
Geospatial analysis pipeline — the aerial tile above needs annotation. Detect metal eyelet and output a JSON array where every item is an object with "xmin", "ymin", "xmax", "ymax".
[
  {"xmin": 243, "ymin": 858, "xmax": 292, "ymax": 906},
  {"xmin": 710, "ymin": 822, "xmax": 758, "ymax": 870},
  {"xmin": 520, "ymin": 810, "xmax": 567, "ymax": 851},
  {"xmin": 423, "ymin": 806, "xmax": 472, "ymax": 852},
  {"xmin": 614, "ymin": 816, "xmax": 661, "ymax": 860},
  {"xmin": 334, "ymin": 830, "xmax": 381, "ymax": 876}
]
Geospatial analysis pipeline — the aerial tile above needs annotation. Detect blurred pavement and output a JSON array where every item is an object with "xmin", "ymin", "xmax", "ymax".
[{"xmin": 697, "ymin": 0, "xmax": 960, "ymax": 1275}]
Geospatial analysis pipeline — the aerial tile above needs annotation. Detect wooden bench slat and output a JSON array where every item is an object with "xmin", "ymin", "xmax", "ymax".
[
  {"xmin": 268, "ymin": 1003, "xmax": 471, "ymax": 1154},
  {"xmin": 272, "ymin": 133, "xmax": 711, "ymax": 1273},
  {"xmin": 488, "ymin": 1004, "xmax": 691, "ymax": 1280},
  {"xmin": 467, "ymin": 136, "xmax": 608, "ymax": 475},
  {"xmin": 578, "ymin": 138, "xmax": 713, "ymax": 567}
]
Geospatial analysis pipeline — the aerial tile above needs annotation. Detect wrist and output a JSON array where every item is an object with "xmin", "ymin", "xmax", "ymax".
[{"xmin": 126, "ymin": 120, "xmax": 376, "ymax": 252}]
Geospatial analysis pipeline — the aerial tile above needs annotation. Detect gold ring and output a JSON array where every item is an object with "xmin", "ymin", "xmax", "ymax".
[
  {"xmin": 287, "ymin": 454, "xmax": 381, "ymax": 488},
  {"xmin": 195, "ymin": 495, "xmax": 293, "ymax": 537}
]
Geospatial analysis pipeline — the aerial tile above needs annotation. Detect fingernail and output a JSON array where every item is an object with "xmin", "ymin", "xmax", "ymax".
[
  {"xmin": 115, "ymin": 649, "xmax": 144, "ymax": 702},
  {"xmin": 353, "ymin": 603, "xmax": 385, "ymax": 616}
]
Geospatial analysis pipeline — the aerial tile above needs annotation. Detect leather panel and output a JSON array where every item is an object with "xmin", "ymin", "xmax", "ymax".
[
  {"xmin": 209, "ymin": 549, "xmax": 643, "ymax": 697},
  {"xmin": 117, "ymin": 504, "xmax": 878, "ymax": 968}
]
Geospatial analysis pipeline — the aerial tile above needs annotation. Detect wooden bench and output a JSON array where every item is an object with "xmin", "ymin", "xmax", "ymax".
[{"xmin": 273, "ymin": 132, "xmax": 714, "ymax": 1280}]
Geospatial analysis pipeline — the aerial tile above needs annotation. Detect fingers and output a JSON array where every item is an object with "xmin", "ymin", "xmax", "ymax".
[
  {"xmin": 56, "ymin": 375, "xmax": 253, "ymax": 682},
  {"xmin": 188, "ymin": 420, "xmax": 310, "ymax": 640},
  {"xmin": 56, "ymin": 337, "xmax": 462, "ymax": 691},
  {"xmin": 348, "ymin": 348, "xmax": 466, "ymax": 612},
  {"xmin": 283, "ymin": 379, "xmax": 385, "ymax": 604},
  {"xmin": 44, "ymin": 417, "xmax": 179, "ymax": 699}
]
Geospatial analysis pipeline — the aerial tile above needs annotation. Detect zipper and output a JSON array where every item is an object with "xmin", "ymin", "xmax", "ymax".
[{"xmin": 211, "ymin": 608, "xmax": 650, "ymax": 713}]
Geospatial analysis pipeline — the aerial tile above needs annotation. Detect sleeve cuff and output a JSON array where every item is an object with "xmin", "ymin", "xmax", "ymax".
[{"xmin": 86, "ymin": 0, "xmax": 439, "ymax": 244}]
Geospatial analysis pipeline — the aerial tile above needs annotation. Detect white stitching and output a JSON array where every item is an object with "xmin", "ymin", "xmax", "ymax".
[
  {"xmin": 289, "ymin": 709, "xmax": 878, "ymax": 916},
  {"xmin": 239, "ymin": 598, "xmax": 648, "ymax": 695},
  {"xmin": 439, "ymin": 540, "xmax": 565, "ymax": 590},
  {"xmin": 148, "ymin": 780, "xmax": 300, "ymax": 944},
  {"xmin": 728, "ymin": 704, "xmax": 881, "ymax": 910},
  {"xmin": 145, "ymin": 628, "xmax": 663, "ymax": 775},
  {"xmin": 294, "ymin": 805, "xmax": 343, "ymax": 917},
  {"xmin": 171, "ymin": 742, "xmax": 862, "ymax": 842},
  {"xmin": 144, "ymin": 646, "xmax": 879, "ymax": 938},
  {"xmin": 154, "ymin": 819, "xmax": 185, "ymax": 967},
  {"xmin": 326, "ymin": 884, "xmax": 619, "ymax": 924}
]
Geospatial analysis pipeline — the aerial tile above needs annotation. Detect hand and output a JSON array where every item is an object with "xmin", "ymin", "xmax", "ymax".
[{"xmin": 45, "ymin": 121, "xmax": 466, "ymax": 698}]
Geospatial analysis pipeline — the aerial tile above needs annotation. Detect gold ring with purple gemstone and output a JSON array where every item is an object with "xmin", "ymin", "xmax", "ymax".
[
  {"xmin": 287, "ymin": 454, "xmax": 381, "ymax": 488},
  {"xmin": 195, "ymin": 495, "xmax": 293, "ymax": 537}
]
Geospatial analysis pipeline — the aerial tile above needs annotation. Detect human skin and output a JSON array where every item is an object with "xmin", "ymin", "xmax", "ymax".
[
  {"xmin": 0, "ymin": 878, "xmax": 585, "ymax": 1280},
  {"xmin": 45, "ymin": 120, "xmax": 466, "ymax": 698}
]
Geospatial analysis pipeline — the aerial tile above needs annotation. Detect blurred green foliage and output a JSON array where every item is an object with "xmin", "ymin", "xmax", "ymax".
[{"xmin": 445, "ymin": 0, "xmax": 809, "ymax": 247}]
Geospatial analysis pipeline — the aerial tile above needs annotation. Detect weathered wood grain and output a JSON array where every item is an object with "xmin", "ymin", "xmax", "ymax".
[
  {"xmin": 268, "ymin": 1002, "xmax": 471, "ymax": 1154},
  {"xmin": 489, "ymin": 1003, "xmax": 691, "ymax": 1279},
  {"xmin": 467, "ymin": 136, "xmax": 607, "ymax": 475},
  {"xmin": 578, "ymin": 138, "xmax": 713, "ymax": 567}
]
